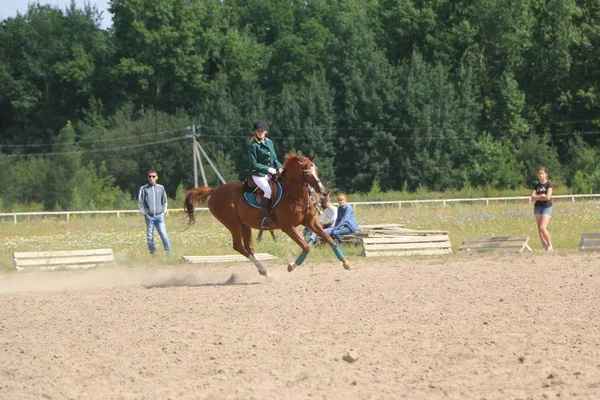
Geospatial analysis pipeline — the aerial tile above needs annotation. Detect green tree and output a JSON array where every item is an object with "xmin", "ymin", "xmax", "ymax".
[
  {"xmin": 79, "ymin": 107, "xmax": 191, "ymax": 198},
  {"xmin": 396, "ymin": 53, "xmax": 478, "ymax": 191},
  {"xmin": 44, "ymin": 121, "xmax": 84, "ymax": 210},
  {"xmin": 515, "ymin": 134, "xmax": 563, "ymax": 186},
  {"xmin": 269, "ymin": 77, "xmax": 337, "ymax": 185},
  {"xmin": 111, "ymin": 0, "xmax": 207, "ymax": 110},
  {"xmin": 563, "ymin": 135, "xmax": 600, "ymax": 186},
  {"xmin": 463, "ymin": 133, "xmax": 522, "ymax": 189},
  {"xmin": 0, "ymin": 3, "xmax": 114, "ymax": 146}
]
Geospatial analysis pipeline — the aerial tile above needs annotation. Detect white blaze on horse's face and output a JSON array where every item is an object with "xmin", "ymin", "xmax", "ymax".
[{"xmin": 303, "ymin": 165, "xmax": 326, "ymax": 194}]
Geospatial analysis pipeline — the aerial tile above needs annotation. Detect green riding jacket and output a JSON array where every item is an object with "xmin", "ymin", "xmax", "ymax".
[{"xmin": 248, "ymin": 136, "xmax": 282, "ymax": 177}]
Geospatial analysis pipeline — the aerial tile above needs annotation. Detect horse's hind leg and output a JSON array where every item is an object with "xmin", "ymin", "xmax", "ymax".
[
  {"xmin": 227, "ymin": 224, "xmax": 248, "ymax": 257},
  {"xmin": 241, "ymin": 223, "xmax": 255, "ymax": 255},
  {"xmin": 241, "ymin": 223, "xmax": 269, "ymax": 277}
]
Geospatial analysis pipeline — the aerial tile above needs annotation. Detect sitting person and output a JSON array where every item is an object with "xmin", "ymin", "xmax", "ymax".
[
  {"xmin": 307, "ymin": 196, "xmax": 338, "ymax": 246},
  {"xmin": 323, "ymin": 194, "xmax": 359, "ymax": 244}
]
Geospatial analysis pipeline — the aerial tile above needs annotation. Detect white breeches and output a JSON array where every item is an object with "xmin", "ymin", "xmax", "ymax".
[
  {"xmin": 310, "ymin": 231, "xmax": 319, "ymax": 242},
  {"xmin": 252, "ymin": 175, "xmax": 272, "ymax": 198}
]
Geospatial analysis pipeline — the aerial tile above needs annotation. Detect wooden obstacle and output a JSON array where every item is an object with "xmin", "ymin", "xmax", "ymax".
[
  {"xmin": 353, "ymin": 225, "xmax": 452, "ymax": 257},
  {"xmin": 182, "ymin": 253, "xmax": 277, "ymax": 264},
  {"xmin": 341, "ymin": 224, "xmax": 406, "ymax": 244},
  {"xmin": 579, "ymin": 233, "xmax": 600, "ymax": 252},
  {"xmin": 458, "ymin": 236, "xmax": 533, "ymax": 254},
  {"xmin": 13, "ymin": 249, "xmax": 115, "ymax": 271}
]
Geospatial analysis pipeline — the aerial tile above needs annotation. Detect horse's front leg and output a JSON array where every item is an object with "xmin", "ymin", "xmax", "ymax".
[
  {"xmin": 304, "ymin": 218, "xmax": 352, "ymax": 271},
  {"xmin": 282, "ymin": 226, "xmax": 312, "ymax": 272}
]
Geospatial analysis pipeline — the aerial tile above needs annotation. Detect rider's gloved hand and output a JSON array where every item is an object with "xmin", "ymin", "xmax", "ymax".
[
  {"xmin": 267, "ymin": 167, "xmax": 276, "ymax": 175},
  {"xmin": 277, "ymin": 167, "xmax": 283, "ymax": 175}
]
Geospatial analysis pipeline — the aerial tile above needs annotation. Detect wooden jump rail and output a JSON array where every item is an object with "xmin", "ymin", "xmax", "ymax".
[
  {"xmin": 182, "ymin": 253, "xmax": 277, "ymax": 264},
  {"xmin": 13, "ymin": 248, "xmax": 115, "ymax": 271},
  {"xmin": 342, "ymin": 224, "xmax": 406, "ymax": 244},
  {"xmin": 580, "ymin": 233, "xmax": 600, "ymax": 252},
  {"xmin": 342, "ymin": 224, "xmax": 453, "ymax": 257},
  {"xmin": 458, "ymin": 236, "xmax": 533, "ymax": 254},
  {"xmin": 362, "ymin": 233, "xmax": 453, "ymax": 257}
]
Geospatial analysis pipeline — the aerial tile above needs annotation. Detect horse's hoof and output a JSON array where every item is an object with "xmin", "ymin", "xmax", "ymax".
[
  {"xmin": 258, "ymin": 267, "xmax": 270, "ymax": 277},
  {"xmin": 343, "ymin": 264, "xmax": 352, "ymax": 270},
  {"xmin": 287, "ymin": 263, "xmax": 297, "ymax": 272}
]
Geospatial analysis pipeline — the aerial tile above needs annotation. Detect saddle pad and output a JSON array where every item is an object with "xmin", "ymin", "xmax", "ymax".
[{"xmin": 243, "ymin": 182, "xmax": 283, "ymax": 209}]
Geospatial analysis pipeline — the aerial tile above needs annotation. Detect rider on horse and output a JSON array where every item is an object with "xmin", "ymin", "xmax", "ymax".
[{"xmin": 248, "ymin": 120, "xmax": 282, "ymax": 229}]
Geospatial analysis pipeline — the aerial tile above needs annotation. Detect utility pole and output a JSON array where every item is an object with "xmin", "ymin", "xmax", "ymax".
[
  {"xmin": 192, "ymin": 123, "xmax": 198, "ymax": 187},
  {"xmin": 185, "ymin": 123, "xmax": 227, "ymax": 187}
]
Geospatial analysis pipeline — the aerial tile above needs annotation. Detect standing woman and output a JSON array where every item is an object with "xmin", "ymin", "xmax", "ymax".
[
  {"xmin": 248, "ymin": 120, "xmax": 283, "ymax": 229},
  {"xmin": 531, "ymin": 167, "xmax": 555, "ymax": 251}
]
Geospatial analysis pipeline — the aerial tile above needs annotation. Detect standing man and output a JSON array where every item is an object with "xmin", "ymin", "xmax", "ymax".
[{"xmin": 138, "ymin": 170, "xmax": 173, "ymax": 255}]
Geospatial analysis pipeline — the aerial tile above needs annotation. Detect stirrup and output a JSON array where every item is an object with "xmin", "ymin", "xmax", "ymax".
[{"xmin": 261, "ymin": 217, "xmax": 270, "ymax": 229}]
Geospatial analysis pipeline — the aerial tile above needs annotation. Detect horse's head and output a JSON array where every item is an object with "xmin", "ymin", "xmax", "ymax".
[{"xmin": 282, "ymin": 153, "xmax": 327, "ymax": 194}]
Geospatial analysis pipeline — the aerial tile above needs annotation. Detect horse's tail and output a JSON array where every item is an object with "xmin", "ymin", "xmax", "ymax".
[{"xmin": 184, "ymin": 186, "xmax": 214, "ymax": 226}]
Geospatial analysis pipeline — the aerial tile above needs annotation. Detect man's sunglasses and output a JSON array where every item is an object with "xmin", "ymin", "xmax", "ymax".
[{"xmin": 147, "ymin": 175, "xmax": 157, "ymax": 178}]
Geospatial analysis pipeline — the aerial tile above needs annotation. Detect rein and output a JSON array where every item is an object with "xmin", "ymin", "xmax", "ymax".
[
  {"xmin": 279, "ymin": 170, "xmax": 311, "ymax": 187},
  {"xmin": 279, "ymin": 167, "xmax": 317, "ymax": 212}
]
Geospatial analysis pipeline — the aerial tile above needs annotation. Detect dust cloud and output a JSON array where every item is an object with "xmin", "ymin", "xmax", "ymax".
[{"xmin": 0, "ymin": 265, "xmax": 267, "ymax": 294}]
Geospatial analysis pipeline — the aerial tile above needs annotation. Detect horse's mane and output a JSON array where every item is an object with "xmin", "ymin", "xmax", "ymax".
[{"xmin": 282, "ymin": 152, "xmax": 303, "ymax": 169}]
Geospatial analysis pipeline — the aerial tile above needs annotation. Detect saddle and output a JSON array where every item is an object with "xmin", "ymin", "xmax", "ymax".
[{"xmin": 243, "ymin": 176, "xmax": 283, "ymax": 209}]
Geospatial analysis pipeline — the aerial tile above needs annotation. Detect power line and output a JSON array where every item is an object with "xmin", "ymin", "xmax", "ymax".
[
  {"xmin": 198, "ymin": 118, "xmax": 600, "ymax": 133},
  {"xmin": 196, "ymin": 129, "xmax": 600, "ymax": 141},
  {"xmin": 2, "ymin": 116, "xmax": 598, "ymax": 152},
  {"xmin": 3, "ymin": 118, "xmax": 597, "ymax": 150},
  {"xmin": 5, "ymin": 126, "xmax": 600, "ymax": 158},
  {"xmin": 6, "ymin": 137, "xmax": 186, "ymax": 158},
  {"xmin": 1, "ymin": 128, "xmax": 187, "ymax": 149}
]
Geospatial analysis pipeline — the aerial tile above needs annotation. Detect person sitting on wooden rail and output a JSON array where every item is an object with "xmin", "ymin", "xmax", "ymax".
[
  {"xmin": 322, "ymin": 194, "xmax": 359, "ymax": 245},
  {"xmin": 307, "ymin": 196, "xmax": 338, "ymax": 246}
]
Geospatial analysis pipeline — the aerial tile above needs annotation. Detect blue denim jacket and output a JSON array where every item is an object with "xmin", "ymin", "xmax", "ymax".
[{"xmin": 333, "ymin": 204, "xmax": 359, "ymax": 232}]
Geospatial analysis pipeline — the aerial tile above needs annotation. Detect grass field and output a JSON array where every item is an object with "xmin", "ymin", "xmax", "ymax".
[{"xmin": 1, "ymin": 198, "xmax": 599, "ymax": 271}]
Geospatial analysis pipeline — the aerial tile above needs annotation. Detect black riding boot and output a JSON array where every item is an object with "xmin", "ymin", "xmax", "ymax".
[{"xmin": 260, "ymin": 197, "xmax": 271, "ymax": 229}]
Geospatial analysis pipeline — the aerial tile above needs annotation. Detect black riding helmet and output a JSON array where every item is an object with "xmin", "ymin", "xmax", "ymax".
[{"xmin": 253, "ymin": 120, "xmax": 268, "ymax": 131}]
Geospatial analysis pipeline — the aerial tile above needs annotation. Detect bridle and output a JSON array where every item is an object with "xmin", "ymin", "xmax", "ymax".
[
  {"xmin": 280, "ymin": 162, "xmax": 323, "ymax": 191},
  {"xmin": 279, "ymin": 160, "xmax": 324, "ymax": 211}
]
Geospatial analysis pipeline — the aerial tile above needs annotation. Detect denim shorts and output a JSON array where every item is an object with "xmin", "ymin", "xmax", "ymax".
[{"xmin": 534, "ymin": 206, "xmax": 552, "ymax": 216}]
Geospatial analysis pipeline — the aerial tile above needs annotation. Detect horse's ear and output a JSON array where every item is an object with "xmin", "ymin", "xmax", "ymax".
[{"xmin": 309, "ymin": 153, "xmax": 317, "ymax": 161}]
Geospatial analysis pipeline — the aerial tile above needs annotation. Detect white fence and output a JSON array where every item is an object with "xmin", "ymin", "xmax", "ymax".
[
  {"xmin": 1, "ymin": 194, "xmax": 599, "ymax": 224},
  {"xmin": 351, "ymin": 194, "xmax": 600, "ymax": 208}
]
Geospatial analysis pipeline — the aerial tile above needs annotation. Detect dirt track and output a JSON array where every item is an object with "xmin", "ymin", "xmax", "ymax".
[{"xmin": 1, "ymin": 252, "xmax": 600, "ymax": 399}]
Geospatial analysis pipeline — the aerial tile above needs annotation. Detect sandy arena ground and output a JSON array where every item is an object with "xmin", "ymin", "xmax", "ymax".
[{"xmin": 1, "ymin": 252, "xmax": 600, "ymax": 399}]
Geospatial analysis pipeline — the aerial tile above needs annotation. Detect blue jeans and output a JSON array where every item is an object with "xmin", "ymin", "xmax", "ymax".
[
  {"xmin": 145, "ymin": 214, "xmax": 172, "ymax": 254},
  {"xmin": 324, "ymin": 226, "xmax": 354, "ymax": 243},
  {"xmin": 534, "ymin": 206, "xmax": 552, "ymax": 216}
]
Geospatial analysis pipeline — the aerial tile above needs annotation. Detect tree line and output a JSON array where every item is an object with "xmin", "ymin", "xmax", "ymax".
[{"xmin": 1, "ymin": 0, "xmax": 600, "ymax": 211}]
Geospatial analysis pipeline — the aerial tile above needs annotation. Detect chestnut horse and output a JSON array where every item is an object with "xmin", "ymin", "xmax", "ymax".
[{"xmin": 184, "ymin": 153, "xmax": 352, "ymax": 276}]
